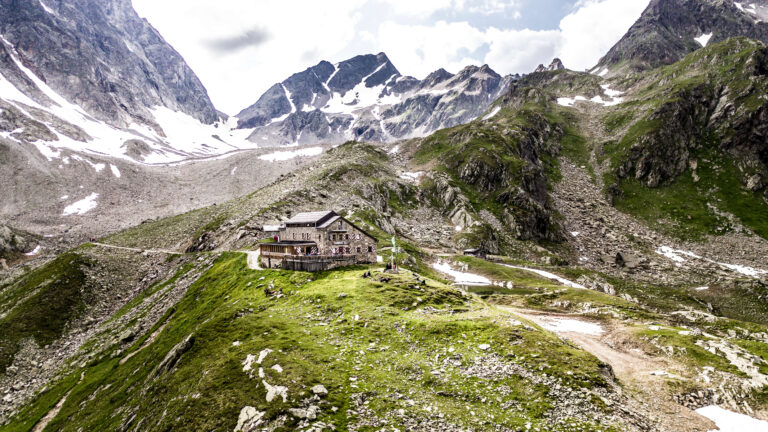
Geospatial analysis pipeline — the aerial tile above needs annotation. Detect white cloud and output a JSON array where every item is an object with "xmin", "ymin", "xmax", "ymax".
[
  {"xmin": 377, "ymin": 21, "xmax": 487, "ymax": 77},
  {"xmin": 132, "ymin": 0, "xmax": 367, "ymax": 114},
  {"xmin": 378, "ymin": 0, "xmax": 454, "ymax": 17},
  {"xmin": 557, "ymin": 0, "xmax": 649, "ymax": 70},
  {"xmin": 485, "ymin": 28, "xmax": 562, "ymax": 73}
]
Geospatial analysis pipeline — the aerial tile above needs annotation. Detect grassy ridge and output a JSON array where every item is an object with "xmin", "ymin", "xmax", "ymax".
[{"xmin": 7, "ymin": 254, "xmax": 620, "ymax": 431}]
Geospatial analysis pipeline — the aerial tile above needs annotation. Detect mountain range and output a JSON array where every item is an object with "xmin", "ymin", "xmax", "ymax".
[
  {"xmin": 3, "ymin": 0, "xmax": 768, "ymax": 431},
  {"xmin": 235, "ymin": 53, "xmax": 514, "ymax": 146}
]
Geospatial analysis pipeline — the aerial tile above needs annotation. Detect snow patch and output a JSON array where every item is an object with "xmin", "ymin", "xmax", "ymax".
[
  {"xmin": 696, "ymin": 405, "xmax": 768, "ymax": 431},
  {"xmin": 0, "ymin": 38, "xmax": 260, "ymax": 165},
  {"xmin": 62, "ymin": 193, "xmax": 98, "ymax": 216},
  {"xmin": 258, "ymin": 147, "xmax": 322, "ymax": 162},
  {"xmin": 38, "ymin": 0, "xmax": 54, "ymax": 14},
  {"xmin": 600, "ymin": 84, "xmax": 624, "ymax": 98},
  {"xmin": 432, "ymin": 261, "xmax": 491, "ymax": 286},
  {"xmin": 399, "ymin": 171, "xmax": 424, "ymax": 182},
  {"xmin": 540, "ymin": 318, "xmax": 605, "ymax": 336},
  {"xmin": 25, "ymin": 245, "xmax": 41, "ymax": 256},
  {"xmin": 559, "ymin": 86, "xmax": 623, "ymax": 108},
  {"xmin": 482, "ymin": 106, "xmax": 501, "ymax": 120},
  {"xmin": 695, "ymin": 33, "xmax": 714, "ymax": 47},
  {"xmin": 655, "ymin": 246, "xmax": 767, "ymax": 278},
  {"xmin": 502, "ymin": 265, "xmax": 586, "ymax": 289},
  {"xmin": 110, "ymin": 164, "xmax": 121, "ymax": 178},
  {"xmin": 282, "ymin": 85, "xmax": 297, "ymax": 114},
  {"xmin": 557, "ymin": 96, "xmax": 587, "ymax": 107},
  {"xmin": 388, "ymin": 145, "xmax": 400, "ymax": 154}
]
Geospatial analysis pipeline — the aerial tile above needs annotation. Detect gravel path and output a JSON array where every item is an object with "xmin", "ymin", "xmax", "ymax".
[{"xmin": 500, "ymin": 307, "xmax": 716, "ymax": 432}]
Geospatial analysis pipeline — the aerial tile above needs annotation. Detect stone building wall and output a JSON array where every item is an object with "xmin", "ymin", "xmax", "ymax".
[{"xmin": 279, "ymin": 218, "xmax": 377, "ymax": 262}]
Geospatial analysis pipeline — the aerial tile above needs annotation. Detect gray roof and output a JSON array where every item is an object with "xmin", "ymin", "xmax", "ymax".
[
  {"xmin": 318, "ymin": 215, "xmax": 342, "ymax": 228},
  {"xmin": 284, "ymin": 211, "xmax": 336, "ymax": 225}
]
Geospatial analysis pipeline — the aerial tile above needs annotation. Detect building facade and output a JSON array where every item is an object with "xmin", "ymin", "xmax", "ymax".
[{"xmin": 259, "ymin": 211, "xmax": 378, "ymax": 270}]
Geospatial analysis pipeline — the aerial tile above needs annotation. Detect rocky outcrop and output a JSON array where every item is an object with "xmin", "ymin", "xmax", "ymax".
[
  {"xmin": 534, "ymin": 58, "xmax": 566, "ymax": 73},
  {"xmin": 0, "ymin": 225, "xmax": 34, "ymax": 263},
  {"xmin": 235, "ymin": 54, "xmax": 513, "ymax": 146},
  {"xmin": 598, "ymin": 0, "xmax": 768, "ymax": 71},
  {"xmin": 615, "ymin": 39, "xmax": 768, "ymax": 191},
  {"xmin": 0, "ymin": 0, "xmax": 218, "ymax": 126}
]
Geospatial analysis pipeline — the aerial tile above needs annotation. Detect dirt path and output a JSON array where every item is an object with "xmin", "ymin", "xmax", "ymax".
[
  {"xmin": 499, "ymin": 306, "xmax": 716, "ymax": 432},
  {"xmin": 119, "ymin": 321, "xmax": 170, "ymax": 366},
  {"xmin": 91, "ymin": 242, "xmax": 179, "ymax": 255},
  {"xmin": 244, "ymin": 250, "xmax": 262, "ymax": 270},
  {"xmin": 31, "ymin": 371, "xmax": 85, "ymax": 432}
]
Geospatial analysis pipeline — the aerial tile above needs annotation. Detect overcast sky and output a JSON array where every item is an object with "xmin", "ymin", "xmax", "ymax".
[{"xmin": 131, "ymin": 0, "xmax": 650, "ymax": 115}]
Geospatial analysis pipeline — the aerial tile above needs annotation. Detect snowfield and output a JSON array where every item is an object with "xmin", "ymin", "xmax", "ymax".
[
  {"xmin": 539, "ymin": 318, "xmax": 605, "ymax": 336},
  {"xmin": 399, "ymin": 172, "xmax": 424, "ymax": 182},
  {"xmin": 25, "ymin": 245, "xmax": 42, "ymax": 256},
  {"xmin": 656, "ymin": 246, "xmax": 768, "ymax": 278},
  {"xmin": 695, "ymin": 32, "xmax": 714, "ymax": 47},
  {"xmin": 503, "ymin": 265, "xmax": 586, "ymax": 289},
  {"xmin": 695, "ymin": 405, "xmax": 768, "ymax": 432},
  {"xmin": 432, "ymin": 262, "xmax": 491, "ymax": 286},
  {"xmin": 257, "ymin": 147, "xmax": 323, "ymax": 162},
  {"xmin": 557, "ymin": 85, "xmax": 624, "ymax": 108},
  {"xmin": 482, "ymin": 106, "xmax": 501, "ymax": 120},
  {"xmin": 0, "ymin": 35, "xmax": 261, "ymax": 165}
]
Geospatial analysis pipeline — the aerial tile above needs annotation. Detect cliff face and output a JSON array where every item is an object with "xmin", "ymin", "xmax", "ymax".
[
  {"xmin": 0, "ymin": 0, "xmax": 218, "ymax": 126},
  {"xmin": 598, "ymin": 0, "xmax": 768, "ymax": 71}
]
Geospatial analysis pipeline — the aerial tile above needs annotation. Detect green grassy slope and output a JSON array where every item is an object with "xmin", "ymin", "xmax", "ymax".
[
  {"xmin": 600, "ymin": 38, "xmax": 768, "ymax": 240},
  {"xmin": 6, "ymin": 254, "xmax": 623, "ymax": 432}
]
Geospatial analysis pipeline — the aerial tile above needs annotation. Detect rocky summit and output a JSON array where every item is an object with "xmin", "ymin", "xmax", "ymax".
[
  {"xmin": 235, "ymin": 53, "xmax": 514, "ymax": 146},
  {"xmin": 597, "ymin": 0, "xmax": 768, "ymax": 72},
  {"xmin": 3, "ymin": 0, "xmax": 768, "ymax": 431}
]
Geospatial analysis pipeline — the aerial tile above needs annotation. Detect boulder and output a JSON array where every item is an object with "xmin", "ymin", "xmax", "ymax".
[{"xmin": 310, "ymin": 385, "xmax": 328, "ymax": 396}]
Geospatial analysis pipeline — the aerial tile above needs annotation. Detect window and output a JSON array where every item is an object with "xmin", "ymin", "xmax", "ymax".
[
  {"xmin": 338, "ymin": 221, "xmax": 343, "ymax": 230},
  {"xmin": 356, "ymin": 246, "xmax": 361, "ymax": 253},
  {"xmin": 345, "ymin": 234, "xmax": 350, "ymax": 240},
  {"xmin": 345, "ymin": 247, "xmax": 351, "ymax": 254},
  {"xmin": 292, "ymin": 233, "xmax": 296, "ymax": 239},
  {"xmin": 368, "ymin": 246, "xmax": 373, "ymax": 253},
  {"xmin": 331, "ymin": 234, "xmax": 335, "ymax": 241}
]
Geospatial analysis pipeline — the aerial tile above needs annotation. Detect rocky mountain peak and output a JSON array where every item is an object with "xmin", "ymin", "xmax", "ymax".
[
  {"xmin": 534, "ymin": 58, "xmax": 566, "ymax": 73},
  {"xmin": 0, "ymin": 0, "xmax": 219, "ymax": 126},
  {"xmin": 597, "ymin": 0, "xmax": 768, "ymax": 71},
  {"xmin": 421, "ymin": 68, "xmax": 454, "ymax": 87},
  {"xmin": 234, "ymin": 55, "xmax": 513, "ymax": 146}
]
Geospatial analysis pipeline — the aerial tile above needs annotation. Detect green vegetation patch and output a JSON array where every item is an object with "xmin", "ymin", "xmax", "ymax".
[
  {"xmin": 8, "ymin": 254, "xmax": 620, "ymax": 431},
  {"xmin": 0, "ymin": 252, "xmax": 91, "ymax": 373}
]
